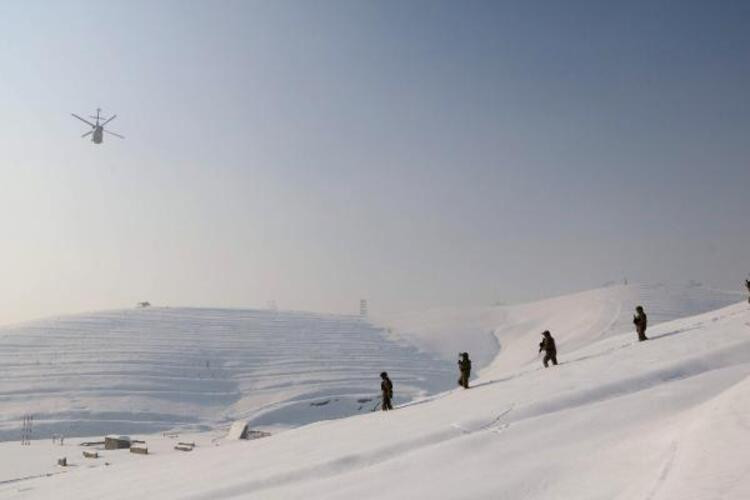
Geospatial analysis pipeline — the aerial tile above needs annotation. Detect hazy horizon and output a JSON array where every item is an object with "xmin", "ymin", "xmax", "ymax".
[{"xmin": 1, "ymin": 0, "xmax": 748, "ymax": 325}]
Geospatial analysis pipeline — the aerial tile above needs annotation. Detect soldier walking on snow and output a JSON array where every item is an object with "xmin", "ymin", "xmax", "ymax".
[
  {"xmin": 633, "ymin": 305, "xmax": 648, "ymax": 341},
  {"xmin": 380, "ymin": 372, "xmax": 393, "ymax": 411},
  {"xmin": 745, "ymin": 279, "xmax": 750, "ymax": 303},
  {"xmin": 538, "ymin": 330, "xmax": 558, "ymax": 368},
  {"xmin": 458, "ymin": 352, "xmax": 472, "ymax": 389}
]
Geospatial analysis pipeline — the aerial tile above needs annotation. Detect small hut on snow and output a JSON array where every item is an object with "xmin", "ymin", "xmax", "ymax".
[{"xmin": 104, "ymin": 435, "xmax": 132, "ymax": 450}]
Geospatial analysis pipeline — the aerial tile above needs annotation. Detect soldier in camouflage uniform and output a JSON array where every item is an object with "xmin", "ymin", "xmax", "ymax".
[
  {"xmin": 538, "ymin": 330, "xmax": 558, "ymax": 368},
  {"xmin": 380, "ymin": 372, "xmax": 393, "ymax": 411},
  {"xmin": 457, "ymin": 352, "xmax": 472, "ymax": 389},
  {"xmin": 633, "ymin": 305, "xmax": 648, "ymax": 342}
]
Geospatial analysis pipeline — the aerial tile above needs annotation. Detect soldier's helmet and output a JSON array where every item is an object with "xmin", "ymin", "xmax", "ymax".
[
  {"xmin": 542, "ymin": 330, "xmax": 551, "ymax": 337},
  {"xmin": 380, "ymin": 371, "xmax": 388, "ymax": 378},
  {"xmin": 636, "ymin": 305, "xmax": 644, "ymax": 312}
]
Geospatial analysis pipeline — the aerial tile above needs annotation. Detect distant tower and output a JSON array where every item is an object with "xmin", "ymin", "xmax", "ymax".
[
  {"xmin": 21, "ymin": 414, "xmax": 32, "ymax": 445},
  {"xmin": 359, "ymin": 299, "xmax": 368, "ymax": 317}
]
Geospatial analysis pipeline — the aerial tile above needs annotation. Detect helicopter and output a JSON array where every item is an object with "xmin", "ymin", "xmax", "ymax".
[{"xmin": 71, "ymin": 108, "xmax": 124, "ymax": 144}]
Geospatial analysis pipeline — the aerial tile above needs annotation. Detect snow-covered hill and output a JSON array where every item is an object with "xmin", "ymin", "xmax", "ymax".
[
  {"xmin": 0, "ymin": 308, "xmax": 454, "ymax": 441},
  {"xmin": 2, "ymin": 284, "xmax": 748, "ymax": 499}
]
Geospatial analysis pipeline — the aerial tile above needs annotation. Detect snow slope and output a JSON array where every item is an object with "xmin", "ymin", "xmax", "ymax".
[
  {"xmin": 0, "ymin": 308, "xmax": 454, "ymax": 441},
  {"xmin": 379, "ymin": 283, "xmax": 742, "ymax": 372},
  {"xmin": 3, "ymin": 286, "xmax": 749, "ymax": 499}
]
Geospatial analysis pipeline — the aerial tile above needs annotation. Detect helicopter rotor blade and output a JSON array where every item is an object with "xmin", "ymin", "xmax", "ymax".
[
  {"xmin": 71, "ymin": 113, "xmax": 96, "ymax": 128},
  {"xmin": 104, "ymin": 129, "xmax": 125, "ymax": 139},
  {"xmin": 100, "ymin": 114, "xmax": 117, "ymax": 127},
  {"xmin": 81, "ymin": 131, "xmax": 93, "ymax": 138}
]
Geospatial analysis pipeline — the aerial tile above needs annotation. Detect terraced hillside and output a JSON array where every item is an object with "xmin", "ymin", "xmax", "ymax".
[{"xmin": 0, "ymin": 308, "xmax": 454, "ymax": 440}]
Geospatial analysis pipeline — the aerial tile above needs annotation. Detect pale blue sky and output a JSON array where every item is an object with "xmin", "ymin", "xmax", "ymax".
[{"xmin": 0, "ymin": 0, "xmax": 748, "ymax": 323}]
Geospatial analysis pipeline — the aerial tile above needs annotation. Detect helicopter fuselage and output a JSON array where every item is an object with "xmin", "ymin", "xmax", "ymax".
[{"xmin": 92, "ymin": 126, "xmax": 104, "ymax": 144}]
